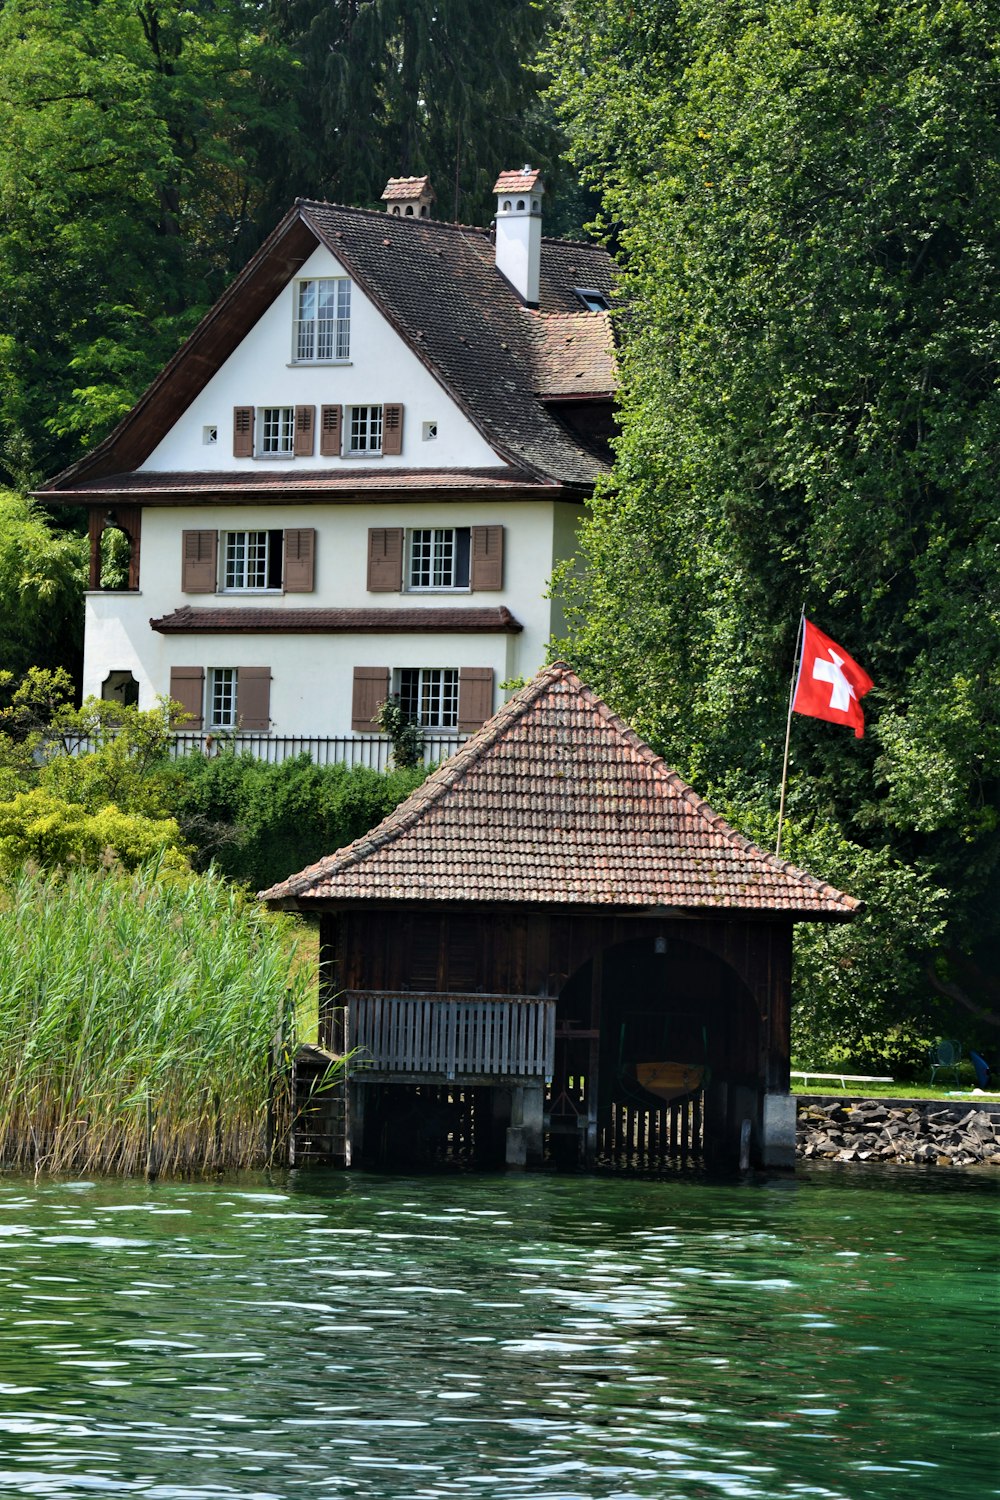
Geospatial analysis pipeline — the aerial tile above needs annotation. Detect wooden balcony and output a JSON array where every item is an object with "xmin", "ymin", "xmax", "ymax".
[{"xmin": 346, "ymin": 992, "xmax": 555, "ymax": 1086}]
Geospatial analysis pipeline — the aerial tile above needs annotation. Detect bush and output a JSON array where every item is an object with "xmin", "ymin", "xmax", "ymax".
[
  {"xmin": 169, "ymin": 751, "xmax": 427, "ymax": 890},
  {"xmin": 0, "ymin": 787, "xmax": 187, "ymax": 873}
]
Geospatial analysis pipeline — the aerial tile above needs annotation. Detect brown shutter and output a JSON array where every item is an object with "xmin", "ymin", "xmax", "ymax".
[
  {"xmin": 169, "ymin": 666, "xmax": 204, "ymax": 729},
  {"xmin": 294, "ymin": 404, "xmax": 315, "ymax": 457},
  {"xmin": 382, "ymin": 403, "xmax": 404, "ymax": 456},
  {"xmin": 320, "ymin": 404, "xmax": 342, "ymax": 457},
  {"xmin": 284, "ymin": 528, "xmax": 316, "ymax": 592},
  {"xmin": 181, "ymin": 530, "xmax": 217, "ymax": 593},
  {"xmin": 233, "ymin": 406, "xmax": 254, "ymax": 458},
  {"xmin": 367, "ymin": 527, "xmax": 404, "ymax": 591},
  {"xmin": 470, "ymin": 526, "xmax": 504, "ymax": 591},
  {"xmin": 458, "ymin": 667, "xmax": 494, "ymax": 731},
  {"xmin": 236, "ymin": 667, "xmax": 271, "ymax": 731},
  {"xmin": 352, "ymin": 667, "xmax": 390, "ymax": 731}
]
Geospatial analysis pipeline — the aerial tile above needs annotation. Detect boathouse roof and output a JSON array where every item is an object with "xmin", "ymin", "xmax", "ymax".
[{"xmin": 260, "ymin": 663, "xmax": 859, "ymax": 919}]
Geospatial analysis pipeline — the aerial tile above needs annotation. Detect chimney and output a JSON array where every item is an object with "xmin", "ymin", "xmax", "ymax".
[
  {"xmin": 381, "ymin": 175, "xmax": 436, "ymax": 219},
  {"xmin": 492, "ymin": 166, "xmax": 544, "ymax": 307}
]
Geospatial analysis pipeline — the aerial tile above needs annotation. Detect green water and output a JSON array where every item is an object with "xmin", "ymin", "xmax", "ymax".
[{"xmin": 0, "ymin": 1169, "xmax": 995, "ymax": 1500}]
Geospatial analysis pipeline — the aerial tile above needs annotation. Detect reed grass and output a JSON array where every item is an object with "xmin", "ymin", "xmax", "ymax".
[{"xmin": 0, "ymin": 861, "xmax": 314, "ymax": 1176}]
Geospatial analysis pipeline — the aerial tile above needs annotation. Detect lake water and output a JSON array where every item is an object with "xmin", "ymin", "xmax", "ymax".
[{"xmin": 0, "ymin": 1167, "xmax": 995, "ymax": 1500}]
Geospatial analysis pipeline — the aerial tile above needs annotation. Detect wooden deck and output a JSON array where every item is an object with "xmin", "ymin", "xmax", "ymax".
[{"xmin": 346, "ymin": 992, "xmax": 556, "ymax": 1085}]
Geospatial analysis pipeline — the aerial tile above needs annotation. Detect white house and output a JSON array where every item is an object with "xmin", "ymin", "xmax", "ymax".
[{"xmin": 40, "ymin": 169, "xmax": 616, "ymax": 753}]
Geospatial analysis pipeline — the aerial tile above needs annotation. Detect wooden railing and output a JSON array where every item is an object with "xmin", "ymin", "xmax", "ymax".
[{"xmin": 347, "ymin": 992, "xmax": 556, "ymax": 1084}]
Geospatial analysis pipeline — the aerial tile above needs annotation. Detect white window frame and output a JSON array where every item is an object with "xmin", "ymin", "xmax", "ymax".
[
  {"xmin": 257, "ymin": 407, "xmax": 295, "ymax": 457},
  {"xmin": 222, "ymin": 530, "xmax": 282, "ymax": 594},
  {"xmin": 407, "ymin": 527, "xmax": 471, "ymax": 592},
  {"xmin": 208, "ymin": 668, "xmax": 237, "ymax": 729},
  {"xmin": 293, "ymin": 278, "xmax": 351, "ymax": 362},
  {"xmin": 396, "ymin": 667, "xmax": 459, "ymax": 730},
  {"xmin": 347, "ymin": 404, "xmax": 383, "ymax": 456}
]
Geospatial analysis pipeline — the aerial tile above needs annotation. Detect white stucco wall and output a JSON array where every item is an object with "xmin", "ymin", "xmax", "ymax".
[
  {"xmin": 141, "ymin": 244, "xmax": 503, "ymax": 473},
  {"xmin": 83, "ymin": 499, "xmax": 581, "ymax": 736}
]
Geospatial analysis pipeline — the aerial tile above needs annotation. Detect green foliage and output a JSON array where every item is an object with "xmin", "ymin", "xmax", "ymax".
[
  {"xmin": 39, "ymin": 695, "xmax": 179, "ymax": 816},
  {"xmin": 169, "ymin": 751, "xmax": 427, "ymax": 891},
  {"xmin": 0, "ymin": 861, "xmax": 312, "ymax": 1173},
  {"xmin": 0, "ymin": 0, "xmax": 579, "ymax": 482},
  {"xmin": 0, "ymin": 787, "xmax": 187, "ymax": 874},
  {"xmin": 547, "ymin": 0, "xmax": 1000, "ymax": 1049},
  {"xmin": 0, "ymin": 493, "xmax": 86, "ymax": 682},
  {"xmin": 375, "ymin": 695, "xmax": 425, "ymax": 769}
]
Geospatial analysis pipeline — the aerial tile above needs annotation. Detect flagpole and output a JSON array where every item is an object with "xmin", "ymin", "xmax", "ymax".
[{"xmin": 776, "ymin": 607, "xmax": 806, "ymax": 858}]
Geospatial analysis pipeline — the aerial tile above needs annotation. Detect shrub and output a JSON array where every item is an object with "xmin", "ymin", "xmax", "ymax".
[
  {"xmin": 169, "ymin": 751, "xmax": 427, "ymax": 890},
  {"xmin": 0, "ymin": 787, "xmax": 187, "ymax": 873}
]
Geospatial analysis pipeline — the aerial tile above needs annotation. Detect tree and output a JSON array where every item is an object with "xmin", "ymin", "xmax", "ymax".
[
  {"xmin": 547, "ymin": 0, "xmax": 1000, "ymax": 1051},
  {"xmin": 0, "ymin": 0, "xmax": 306, "ymax": 481},
  {"xmin": 274, "ymin": 0, "xmax": 569, "ymax": 227},
  {"xmin": 0, "ymin": 493, "xmax": 86, "ymax": 686}
]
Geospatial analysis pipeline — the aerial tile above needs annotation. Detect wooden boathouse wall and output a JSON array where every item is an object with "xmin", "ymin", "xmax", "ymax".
[{"xmin": 313, "ymin": 906, "xmax": 792, "ymax": 1169}]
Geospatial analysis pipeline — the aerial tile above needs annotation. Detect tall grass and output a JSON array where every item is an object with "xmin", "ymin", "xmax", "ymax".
[{"xmin": 0, "ymin": 862, "xmax": 313, "ymax": 1175}]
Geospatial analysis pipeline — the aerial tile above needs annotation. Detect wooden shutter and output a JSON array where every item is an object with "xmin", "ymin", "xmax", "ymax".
[
  {"xmin": 367, "ymin": 528, "xmax": 404, "ymax": 591},
  {"xmin": 470, "ymin": 526, "xmax": 504, "ymax": 591},
  {"xmin": 181, "ymin": 530, "xmax": 217, "ymax": 593},
  {"xmin": 284, "ymin": 528, "xmax": 316, "ymax": 592},
  {"xmin": 233, "ymin": 406, "xmax": 254, "ymax": 458},
  {"xmin": 236, "ymin": 667, "xmax": 271, "ymax": 731},
  {"xmin": 320, "ymin": 404, "xmax": 342, "ymax": 457},
  {"xmin": 382, "ymin": 403, "xmax": 404, "ymax": 456},
  {"xmin": 352, "ymin": 666, "xmax": 390, "ymax": 731},
  {"xmin": 458, "ymin": 667, "xmax": 494, "ymax": 731},
  {"xmin": 294, "ymin": 404, "xmax": 315, "ymax": 457},
  {"xmin": 169, "ymin": 666, "xmax": 204, "ymax": 729}
]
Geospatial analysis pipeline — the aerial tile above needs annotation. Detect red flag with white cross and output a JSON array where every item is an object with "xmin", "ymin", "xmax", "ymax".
[{"xmin": 792, "ymin": 618, "xmax": 873, "ymax": 739}]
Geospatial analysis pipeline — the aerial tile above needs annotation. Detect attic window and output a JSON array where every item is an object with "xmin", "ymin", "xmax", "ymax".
[
  {"xmin": 575, "ymin": 287, "xmax": 609, "ymax": 312},
  {"xmin": 294, "ymin": 277, "xmax": 351, "ymax": 361}
]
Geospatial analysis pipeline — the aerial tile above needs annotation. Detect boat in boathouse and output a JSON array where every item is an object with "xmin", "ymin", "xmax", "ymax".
[{"xmin": 261, "ymin": 663, "xmax": 859, "ymax": 1172}]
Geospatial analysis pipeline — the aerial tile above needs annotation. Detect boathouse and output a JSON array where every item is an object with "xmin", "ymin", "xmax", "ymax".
[{"xmin": 262, "ymin": 664, "xmax": 859, "ymax": 1171}]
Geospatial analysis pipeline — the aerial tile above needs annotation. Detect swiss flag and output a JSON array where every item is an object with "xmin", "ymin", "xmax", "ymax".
[{"xmin": 792, "ymin": 619, "xmax": 873, "ymax": 738}]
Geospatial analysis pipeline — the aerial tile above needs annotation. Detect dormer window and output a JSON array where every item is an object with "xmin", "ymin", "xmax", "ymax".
[
  {"xmin": 294, "ymin": 278, "xmax": 351, "ymax": 362},
  {"xmin": 574, "ymin": 287, "xmax": 610, "ymax": 312}
]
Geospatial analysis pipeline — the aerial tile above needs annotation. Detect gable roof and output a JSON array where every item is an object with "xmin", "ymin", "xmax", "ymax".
[
  {"xmin": 260, "ymin": 663, "xmax": 859, "ymax": 920},
  {"xmin": 41, "ymin": 201, "xmax": 616, "ymax": 497}
]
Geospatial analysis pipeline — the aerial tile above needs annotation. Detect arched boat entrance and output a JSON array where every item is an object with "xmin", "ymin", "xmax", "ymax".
[{"xmin": 550, "ymin": 934, "xmax": 761, "ymax": 1170}]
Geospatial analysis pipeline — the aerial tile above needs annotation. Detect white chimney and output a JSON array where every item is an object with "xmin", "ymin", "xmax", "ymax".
[
  {"xmin": 493, "ymin": 166, "xmax": 544, "ymax": 307},
  {"xmin": 380, "ymin": 175, "xmax": 436, "ymax": 218}
]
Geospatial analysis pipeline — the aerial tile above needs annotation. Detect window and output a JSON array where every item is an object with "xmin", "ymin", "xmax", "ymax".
[
  {"xmin": 223, "ymin": 531, "xmax": 283, "ymax": 592},
  {"xmin": 408, "ymin": 528, "xmax": 470, "ymax": 591},
  {"xmin": 295, "ymin": 278, "xmax": 351, "ymax": 361},
  {"xmin": 209, "ymin": 668, "xmax": 237, "ymax": 729},
  {"xmin": 203, "ymin": 425, "xmax": 217, "ymax": 445},
  {"xmin": 574, "ymin": 286, "xmax": 610, "ymax": 312},
  {"xmin": 348, "ymin": 404, "xmax": 383, "ymax": 454},
  {"xmin": 398, "ymin": 668, "xmax": 459, "ymax": 729},
  {"xmin": 259, "ymin": 407, "xmax": 294, "ymax": 456}
]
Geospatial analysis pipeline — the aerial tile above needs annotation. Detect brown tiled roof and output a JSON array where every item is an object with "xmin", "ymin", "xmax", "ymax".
[
  {"xmin": 150, "ymin": 605, "xmax": 522, "ymax": 634},
  {"xmin": 51, "ymin": 467, "xmax": 550, "ymax": 503},
  {"xmin": 381, "ymin": 176, "xmax": 435, "ymax": 202},
  {"xmin": 297, "ymin": 203, "xmax": 615, "ymax": 486},
  {"xmin": 493, "ymin": 168, "xmax": 543, "ymax": 194},
  {"xmin": 41, "ymin": 201, "xmax": 616, "ymax": 496},
  {"xmin": 531, "ymin": 312, "xmax": 616, "ymax": 397},
  {"xmin": 260, "ymin": 663, "xmax": 860, "ymax": 919}
]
